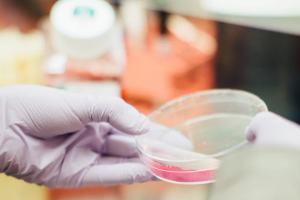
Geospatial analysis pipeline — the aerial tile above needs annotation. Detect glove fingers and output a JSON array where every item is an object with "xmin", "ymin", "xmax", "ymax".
[
  {"xmin": 245, "ymin": 112, "xmax": 300, "ymax": 145},
  {"xmin": 2, "ymin": 85, "xmax": 150, "ymax": 137},
  {"xmin": 144, "ymin": 122, "xmax": 194, "ymax": 151},
  {"xmin": 101, "ymin": 122, "xmax": 194, "ymax": 158},
  {"xmin": 84, "ymin": 96, "xmax": 150, "ymax": 135},
  {"xmin": 102, "ymin": 133, "xmax": 139, "ymax": 158},
  {"xmin": 245, "ymin": 112, "xmax": 281, "ymax": 143},
  {"xmin": 245, "ymin": 126, "xmax": 256, "ymax": 143},
  {"xmin": 81, "ymin": 157, "xmax": 154, "ymax": 187}
]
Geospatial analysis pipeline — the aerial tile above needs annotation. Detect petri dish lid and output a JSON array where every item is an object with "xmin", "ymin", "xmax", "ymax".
[{"xmin": 136, "ymin": 89, "xmax": 268, "ymax": 163}]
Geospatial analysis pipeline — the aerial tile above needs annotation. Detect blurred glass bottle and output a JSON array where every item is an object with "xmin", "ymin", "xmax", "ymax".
[{"xmin": 42, "ymin": 0, "xmax": 125, "ymax": 97}]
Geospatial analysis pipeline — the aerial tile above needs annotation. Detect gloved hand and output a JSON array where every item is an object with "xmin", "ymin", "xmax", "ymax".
[
  {"xmin": 246, "ymin": 112, "xmax": 300, "ymax": 150},
  {"xmin": 0, "ymin": 85, "xmax": 155, "ymax": 188}
]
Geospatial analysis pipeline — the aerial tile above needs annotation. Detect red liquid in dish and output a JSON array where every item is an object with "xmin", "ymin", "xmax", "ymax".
[{"xmin": 149, "ymin": 162, "xmax": 216, "ymax": 183}]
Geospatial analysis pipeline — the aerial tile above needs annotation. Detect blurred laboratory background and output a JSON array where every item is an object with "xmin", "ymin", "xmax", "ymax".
[{"xmin": 1, "ymin": 0, "xmax": 300, "ymax": 199}]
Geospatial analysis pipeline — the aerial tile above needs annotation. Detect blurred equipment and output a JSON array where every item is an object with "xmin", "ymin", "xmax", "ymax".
[
  {"xmin": 144, "ymin": 0, "xmax": 300, "ymax": 124},
  {"xmin": 122, "ymin": 10, "xmax": 216, "ymax": 114},
  {"xmin": 0, "ymin": 174, "xmax": 48, "ymax": 200},
  {"xmin": 0, "ymin": 28, "xmax": 45, "ymax": 87},
  {"xmin": 119, "ymin": 0, "xmax": 148, "ymax": 47},
  {"xmin": 146, "ymin": 0, "xmax": 300, "ymax": 36},
  {"xmin": 0, "ymin": 0, "xmax": 46, "ymax": 32},
  {"xmin": 121, "ymin": 181, "xmax": 209, "ymax": 200},
  {"xmin": 43, "ymin": 0, "xmax": 125, "ymax": 96},
  {"xmin": 200, "ymin": 0, "xmax": 300, "ymax": 16},
  {"xmin": 166, "ymin": 15, "xmax": 217, "ymax": 56}
]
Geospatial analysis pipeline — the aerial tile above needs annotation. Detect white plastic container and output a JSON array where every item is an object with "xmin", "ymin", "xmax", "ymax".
[
  {"xmin": 43, "ymin": 0, "xmax": 125, "ymax": 96},
  {"xmin": 50, "ymin": 0, "xmax": 115, "ymax": 59}
]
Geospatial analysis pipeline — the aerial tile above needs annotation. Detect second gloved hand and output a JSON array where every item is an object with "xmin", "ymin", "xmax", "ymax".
[
  {"xmin": 0, "ymin": 85, "xmax": 154, "ymax": 188},
  {"xmin": 245, "ymin": 112, "xmax": 300, "ymax": 150}
]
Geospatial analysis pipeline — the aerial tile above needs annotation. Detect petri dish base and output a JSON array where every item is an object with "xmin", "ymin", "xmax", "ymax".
[{"xmin": 136, "ymin": 89, "xmax": 268, "ymax": 184}]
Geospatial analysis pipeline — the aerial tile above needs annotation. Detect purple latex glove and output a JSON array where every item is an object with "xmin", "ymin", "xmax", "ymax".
[
  {"xmin": 0, "ymin": 85, "xmax": 155, "ymax": 188},
  {"xmin": 246, "ymin": 112, "xmax": 300, "ymax": 150}
]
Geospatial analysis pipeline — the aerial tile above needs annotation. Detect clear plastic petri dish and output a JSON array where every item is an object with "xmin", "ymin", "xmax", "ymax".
[{"xmin": 136, "ymin": 89, "xmax": 268, "ymax": 184}]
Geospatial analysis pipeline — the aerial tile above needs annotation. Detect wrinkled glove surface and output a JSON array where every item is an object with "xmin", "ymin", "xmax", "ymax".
[{"xmin": 0, "ymin": 85, "xmax": 155, "ymax": 188}]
